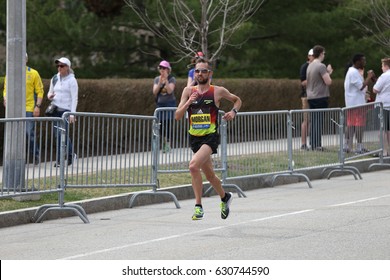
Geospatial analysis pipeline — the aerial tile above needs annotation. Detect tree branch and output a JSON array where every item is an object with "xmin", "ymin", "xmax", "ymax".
[
  {"xmin": 354, "ymin": 0, "xmax": 390, "ymax": 49},
  {"xmin": 124, "ymin": 0, "xmax": 266, "ymax": 62}
]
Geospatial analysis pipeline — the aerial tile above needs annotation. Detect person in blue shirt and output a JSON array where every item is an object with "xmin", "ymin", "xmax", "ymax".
[{"xmin": 187, "ymin": 52, "xmax": 204, "ymax": 87}]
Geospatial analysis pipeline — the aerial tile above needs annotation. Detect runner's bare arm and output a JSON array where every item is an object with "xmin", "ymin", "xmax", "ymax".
[
  {"xmin": 216, "ymin": 86, "xmax": 242, "ymax": 121},
  {"xmin": 215, "ymin": 87, "xmax": 242, "ymax": 121},
  {"xmin": 175, "ymin": 87, "xmax": 195, "ymax": 120}
]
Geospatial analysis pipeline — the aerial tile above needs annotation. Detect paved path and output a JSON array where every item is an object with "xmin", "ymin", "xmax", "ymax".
[{"xmin": 1, "ymin": 169, "xmax": 389, "ymax": 260}]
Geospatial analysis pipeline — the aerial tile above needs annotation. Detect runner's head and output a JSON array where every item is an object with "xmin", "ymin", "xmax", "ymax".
[{"xmin": 194, "ymin": 58, "xmax": 212, "ymax": 85}]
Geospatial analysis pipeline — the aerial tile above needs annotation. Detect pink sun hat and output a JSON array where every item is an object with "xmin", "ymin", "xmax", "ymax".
[{"xmin": 159, "ymin": 60, "xmax": 171, "ymax": 69}]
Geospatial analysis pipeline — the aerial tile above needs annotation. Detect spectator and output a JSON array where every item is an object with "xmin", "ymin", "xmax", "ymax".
[
  {"xmin": 344, "ymin": 53, "xmax": 375, "ymax": 154},
  {"xmin": 175, "ymin": 58, "xmax": 242, "ymax": 220},
  {"xmin": 47, "ymin": 57, "xmax": 78, "ymax": 167},
  {"xmin": 306, "ymin": 45, "xmax": 333, "ymax": 151},
  {"xmin": 187, "ymin": 52, "xmax": 205, "ymax": 87},
  {"xmin": 373, "ymin": 57, "xmax": 390, "ymax": 156},
  {"xmin": 3, "ymin": 53, "xmax": 44, "ymax": 164},
  {"xmin": 153, "ymin": 60, "xmax": 176, "ymax": 153},
  {"xmin": 299, "ymin": 48, "xmax": 314, "ymax": 150}
]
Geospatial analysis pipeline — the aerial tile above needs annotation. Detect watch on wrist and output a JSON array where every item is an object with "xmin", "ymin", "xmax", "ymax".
[
  {"xmin": 232, "ymin": 108, "xmax": 238, "ymax": 114},
  {"xmin": 35, "ymin": 104, "xmax": 41, "ymax": 108}
]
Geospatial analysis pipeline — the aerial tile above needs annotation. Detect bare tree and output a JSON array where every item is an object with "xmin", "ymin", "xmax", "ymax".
[
  {"xmin": 355, "ymin": 0, "xmax": 390, "ymax": 50},
  {"xmin": 124, "ymin": 0, "xmax": 265, "ymax": 62}
]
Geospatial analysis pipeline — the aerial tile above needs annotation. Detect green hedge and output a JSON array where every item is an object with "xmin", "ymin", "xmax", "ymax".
[
  {"xmin": 1, "ymin": 78, "xmax": 346, "ymax": 118},
  {"xmin": 73, "ymin": 78, "xmax": 345, "ymax": 114}
]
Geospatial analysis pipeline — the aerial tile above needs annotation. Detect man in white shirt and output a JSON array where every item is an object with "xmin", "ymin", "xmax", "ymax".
[
  {"xmin": 373, "ymin": 57, "xmax": 390, "ymax": 156},
  {"xmin": 344, "ymin": 53, "xmax": 375, "ymax": 154}
]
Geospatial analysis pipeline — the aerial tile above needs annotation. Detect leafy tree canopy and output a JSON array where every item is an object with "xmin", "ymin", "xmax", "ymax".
[{"xmin": 0, "ymin": 0, "xmax": 388, "ymax": 79}]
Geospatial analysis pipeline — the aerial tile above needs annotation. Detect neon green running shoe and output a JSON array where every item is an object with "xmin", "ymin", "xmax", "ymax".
[
  {"xmin": 220, "ymin": 192, "xmax": 233, "ymax": 219},
  {"xmin": 192, "ymin": 206, "xmax": 204, "ymax": 220}
]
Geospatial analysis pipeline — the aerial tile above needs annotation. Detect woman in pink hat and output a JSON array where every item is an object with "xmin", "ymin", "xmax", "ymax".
[{"xmin": 153, "ymin": 60, "xmax": 176, "ymax": 152}]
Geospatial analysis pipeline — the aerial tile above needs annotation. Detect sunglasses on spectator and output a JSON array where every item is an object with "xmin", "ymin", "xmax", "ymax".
[
  {"xmin": 57, "ymin": 64, "xmax": 66, "ymax": 68},
  {"xmin": 158, "ymin": 66, "xmax": 168, "ymax": 70},
  {"xmin": 195, "ymin": 68, "xmax": 210, "ymax": 74}
]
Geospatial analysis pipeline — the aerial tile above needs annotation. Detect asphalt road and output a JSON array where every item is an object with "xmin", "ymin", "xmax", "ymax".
[{"xmin": 1, "ymin": 169, "xmax": 390, "ymax": 261}]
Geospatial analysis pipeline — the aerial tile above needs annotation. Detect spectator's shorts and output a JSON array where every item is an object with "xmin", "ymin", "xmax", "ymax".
[{"xmin": 346, "ymin": 107, "xmax": 367, "ymax": 127}]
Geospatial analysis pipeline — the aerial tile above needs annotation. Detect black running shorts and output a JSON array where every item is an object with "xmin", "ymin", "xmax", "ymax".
[{"xmin": 190, "ymin": 133, "xmax": 220, "ymax": 154}]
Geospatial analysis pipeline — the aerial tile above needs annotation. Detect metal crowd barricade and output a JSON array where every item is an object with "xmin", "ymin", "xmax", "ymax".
[
  {"xmin": 271, "ymin": 110, "xmax": 312, "ymax": 188},
  {"xmin": 286, "ymin": 108, "xmax": 344, "ymax": 181},
  {"xmin": 61, "ymin": 112, "xmax": 180, "ymax": 210},
  {"xmin": 222, "ymin": 111, "xmax": 302, "ymax": 187},
  {"xmin": 368, "ymin": 104, "xmax": 390, "ymax": 170},
  {"xmin": 336, "ymin": 102, "xmax": 381, "ymax": 178},
  {"xmin": 153, "ymin": 107, "xmax": 245, "ymax": 197},
  {"xmin": 0, "ymin": 117, "xmax": 89, "ymax": 223},
  {"xmin": 1, "ymin": 116, "xmax": 61, "ymax": 196},
  {"xmin": 4, "ymin": 105, "xmax": 390, "ymax": 225}
]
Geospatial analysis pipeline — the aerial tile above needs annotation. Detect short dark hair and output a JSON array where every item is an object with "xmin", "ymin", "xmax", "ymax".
[
  {"xmin": 352, "ymin": 53, "xmax": 365, "ymax": 64},
  {"xmin": 312, "ymin": 45, "xmax": 325, "ymax": 58},
  {"xmin": 195, "ymin": 58, "xmax": 213, "ymax": 70}
]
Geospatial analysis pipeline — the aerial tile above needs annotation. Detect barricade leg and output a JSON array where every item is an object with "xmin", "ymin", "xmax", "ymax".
[
  {"xmin": 129, "ymin": 190, "xmax": 181, "ymax": 209},
  {"xmin": 203, "ymin": 183, "xmax": 247, "ymax": 197},
  {"xmin": 271, "ymin": 173, "xmax": 313, "ymax": 188},
  {"xmin": 369, "ymin": 162, "xmax": 390, "ymax": 170},
  {"xmin": 321, "ymin": 165, "xmax": 361, "ymax": 180},
  {"xmin": 32, "ymin": 203, "xmax": 90, "ymax": 224}
]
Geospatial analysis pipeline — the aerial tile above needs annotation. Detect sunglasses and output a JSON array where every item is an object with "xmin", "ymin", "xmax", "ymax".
[
  {"xmin": 57, "ymin": 64, "xmax": 66, "ymax": 68},
  {"xmin": 195, "ymin": 68, "xmax": 210, "ymax": 74},
  {"xmin": 158, "ymin": 66, "xmax": 168, "ymax": 70}
]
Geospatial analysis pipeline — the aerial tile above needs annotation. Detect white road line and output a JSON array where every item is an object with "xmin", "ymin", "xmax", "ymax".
[
  {"xmin": 60, "ymin": 195, "xmax": 390, "ymax": 260},
  {"xmin": 328, "ymin": 194, "xmax": 390, "ymax": 207}
]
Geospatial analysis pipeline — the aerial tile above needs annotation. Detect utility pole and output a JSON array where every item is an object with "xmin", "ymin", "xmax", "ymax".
[{"xmin": 3, "ymin": 0, "xmax": 26, "ymax": 190}]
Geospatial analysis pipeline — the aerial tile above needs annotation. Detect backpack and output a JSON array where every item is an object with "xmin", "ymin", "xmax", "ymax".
[
  {"xmin": 44, "ymin": 75, "xmax": 59, "ymax": 116},
  {"xmin": 52, "ymin": 74, "xmax": 58, "ymax": 87}
]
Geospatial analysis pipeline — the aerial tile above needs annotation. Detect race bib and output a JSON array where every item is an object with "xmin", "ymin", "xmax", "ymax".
[{"xmin": 191, "ymin": 113, "xmax": 211, "ymax": 129}]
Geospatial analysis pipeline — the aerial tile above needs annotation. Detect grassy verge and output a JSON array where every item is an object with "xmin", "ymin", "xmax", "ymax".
[
  {"xmin": 0, "ymin": 146, "xmax": 374, "ymax": 212},
  {"xmin": 0, "ymin": 172, "xmax": 193, "ymax": 212}
]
